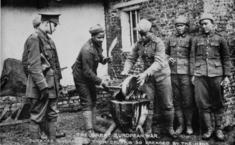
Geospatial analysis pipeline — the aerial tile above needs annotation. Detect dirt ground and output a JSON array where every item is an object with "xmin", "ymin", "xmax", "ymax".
[{"xmin": 0, "ymin": 112, "xmax": 234, "ymax": 145}]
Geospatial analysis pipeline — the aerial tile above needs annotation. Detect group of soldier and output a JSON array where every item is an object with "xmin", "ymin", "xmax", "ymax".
[
  {"xmin": 21, "ymin": 11, "xmax": 231, "ymax": 145},
  {"xmin": 121, "ymin": 13, "xmax": 231, "ymax": 141}
]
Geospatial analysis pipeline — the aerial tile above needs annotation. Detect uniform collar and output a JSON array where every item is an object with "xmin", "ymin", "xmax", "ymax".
[
  {"xmin": 202, "ymin": 30, "xmax": 215, "ymax": 38},
  {"xmin": 36, "ymin": 28, "xmax": 50, "ymax": 40},
  {"xmin": 88, "ymin": 39, "xmax": 103, "ymax": 54},
  {"xmin": 175, "ymin": 33, "xmax": 186, "ymax": 37}
]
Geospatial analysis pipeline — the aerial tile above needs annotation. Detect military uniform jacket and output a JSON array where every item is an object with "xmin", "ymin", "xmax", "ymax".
[
  {"xmin": 190, "ymin": 32, "xmax": 231, "ymax": 77},
  {"xmin": 166, "ymin": 34, "xmax": 192, "ymax": 75},
  {"xmin": 22, "ymin": 29, "xmax": 62, "ymax": 99},
  {"xmin": 72, "ymin": 39, "xmax": 105, "ymax": 85},
  {"xmin": 124, "ymin": 32, "xmax": 170, "ymax": 81}
]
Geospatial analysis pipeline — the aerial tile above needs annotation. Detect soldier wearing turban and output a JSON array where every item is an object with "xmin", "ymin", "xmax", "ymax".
[
  {"xmin": 72, "ymin": 24, "xmax": 111, "ymax": 144},
  {"xmin": 122, "ymin": 19, "xmax": 177, "ymax": 138}
]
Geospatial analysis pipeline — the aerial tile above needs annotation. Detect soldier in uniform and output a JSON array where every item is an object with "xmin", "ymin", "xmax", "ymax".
[
  {"xmin": 121, "ymin": 19, "xmax": 176, "ymax": 138},
  {"xmin": 72, "ymin": 24, "xmax": 110, "ymax": 143},
  {"xmin": 191, "ymin": 13, "xmax": 231, "ymax": 140},
  {"xmin": 166, "ymin": 15, "xmax": 194, "ymax": 135},
  {"xmin": 22, "ymin": 13, "xmax": 63, "ymax": 143}
]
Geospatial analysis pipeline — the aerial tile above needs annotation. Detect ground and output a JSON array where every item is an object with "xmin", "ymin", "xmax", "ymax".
[{"xmin": 0, "ymin": 112, "xmax": 234, "ymax": 145}]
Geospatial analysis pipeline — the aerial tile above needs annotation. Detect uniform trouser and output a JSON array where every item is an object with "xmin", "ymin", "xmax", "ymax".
[
  {"xmin": 194, "ymin": 76, "xmax": 225, "ymax": 129},
  {"xmin": 171, "ymin": 74, "xmax": 194, "ymax": 111},
  {"xmin": 171, "ymin": 74, "xmax": 194, "ymax": 128},
  {"xmin": 74, "ymin": 79, "xmax": 97, "ymax": 130},
  {"xmin": 194, "ymin": 76, "xmax": 224, "ymax": 113},
  {"xmin": 142, "ymin": 76, "xmax": 174, "ymax": 112},
  {"xmin": 28, "ymin": 98, "xmax": 58, "ymax": 140},
  {"xmin": 74, "ymin": 79, "xmax": 97, "ymax": 111},
  {"xmin": 29, "ymin": 98, "xmax": 58, "ymax": 123},
  {"xmin": 141, "ymin": 76, "xmax": 174, "ymax": 132}
]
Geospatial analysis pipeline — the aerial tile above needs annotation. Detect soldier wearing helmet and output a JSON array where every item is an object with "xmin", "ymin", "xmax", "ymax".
[
  {"xmin": 191, "ymin": 13, "xmax": 231, "ymax": 140},
  {"xmin": 121, "ymin": 19, "xmax": 176, "ymax": 138},
  {"xmin": 199, "ymin": 13, "xmax": 214, "ymax": 25},
  {"xmin": 165, "ymin": 15, "xmax": 194, "ymax": 135}
]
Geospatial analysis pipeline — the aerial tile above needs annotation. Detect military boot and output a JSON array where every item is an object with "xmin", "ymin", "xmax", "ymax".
[
  {"xmin": 42, "ymin": 120, "xmax": 65, "ymax": 140},
  {"xmin": 47, "ymin": 121, "xmax": 57, "ymax": 144},
  {"xmin": 215, "ymin": 113, "xmax": 225, "ymax": 141},
  {"xmin": 83, "ymin": 111, "xmax": 93, "ymax": 130},
  {"xmin": 185, "ymin": 109, "xmax": 193, "ymax": 135},
  {"xmin": 145, "ymin": 110, "xmax": 153, "ymax": 134},
  {"xmin": 92, "ymin": 107, "xmax": 96, "ymax": 131},
  {"xmin": 39, "ymin": 121, "xmax": 48, "ymax": 140},
  {"xmin": 82, "ymin": 111, "xmax": 93, "ymax": 145},
  {"xmin": 164, "ymin": 111, "xmax": 177, "ymax": 138},
  {"xmin": 175, "ymin": 110, "xmax": 184, "ymax": 135},
  {"xmin": 55, "ymin": 122, "xmax": 66, "ymax": 139},
  {"xmin": 29, "ymin": 120, "xmax": 40, "ymax": 140},
  {"xmin": 201, "ymin": 112, "xmax": 213, "ymax": 140}
]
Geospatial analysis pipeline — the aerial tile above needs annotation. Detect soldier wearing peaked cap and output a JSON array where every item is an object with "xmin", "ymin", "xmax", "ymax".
[
  {"xmin": 191, "ymin": 13, "xmax": 232, "ymax": 140},
  {"xmin": 22, "ymin": 13, "xmax": 64, "ymax": 143},
  {"xmin": 72, "ymin": 24, "xmax": 111, "ymax": 143},
  {"xmin": 121, "ymin": 19, "xmax": 177, "ymax": 138},
  {"xmin": 165, "ymin": 15, "xmax": 194, "ymax": 135}
]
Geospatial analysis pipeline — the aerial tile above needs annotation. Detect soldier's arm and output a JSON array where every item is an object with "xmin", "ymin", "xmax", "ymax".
[
  {"xmin": 54, "ymin": 48, "xmax": 62, "ymax": 80},
  {"xmin": 190, "ymin": 36, "xmax": 196, "ymax": 76},
  {"xmin": 22, "ymin": 42, "xmax": 29, "ymax": 76},
  {"xmin": 143, "ymin": 33, "xmax": 168, "ymax": 76},
  {"xmin": 81, "ymin": 49, "xmax": 102, "ymax": 85},
  {"xmin": 27, "ymin": 37, "xmax": 48, "ymax": 90},
  {"xmin": 99, "ymin": 49, "xmax": 109, "ymax": 65},
  {"xmin": 122, "ymin": 43, "xmax": 139, "ymax": 73},
  {"xmin": 165, "ymin": 37, "xmax": 171, "ymax": 57},
  {"xmin": 49, "ymin": 40, "xmax": 62, "ymax": 80},
  {"xmin": 220, "ymin": 37, "xmax": 232, "ymax": 76},
  {"xmin": 100, "ymin": 54, "xmax": 106, "ymax": 64}
]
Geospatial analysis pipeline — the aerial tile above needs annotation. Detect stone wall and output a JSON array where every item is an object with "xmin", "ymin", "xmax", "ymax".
[{"xmin": 105, "ymin": 0, "xmax": 235, "ymax": 76}]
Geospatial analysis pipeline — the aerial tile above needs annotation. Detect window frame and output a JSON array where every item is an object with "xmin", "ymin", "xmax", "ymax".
[{"xmin": 120, "ymin": 6, "xmax": 140, "ymax": 52}]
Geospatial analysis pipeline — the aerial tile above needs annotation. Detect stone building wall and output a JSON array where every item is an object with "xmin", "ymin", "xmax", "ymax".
[{"xmin": 105, "ymin": 0, "xmax": 235, "ymax": 76}]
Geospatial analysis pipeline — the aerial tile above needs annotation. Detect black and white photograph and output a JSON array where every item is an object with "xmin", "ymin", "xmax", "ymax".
[{"xmin": 0, "ymin": 0, "xmax": 235, "ymax": 145}]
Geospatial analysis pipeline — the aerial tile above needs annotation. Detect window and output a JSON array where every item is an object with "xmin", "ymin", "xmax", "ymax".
[
  {"xmin": 114, "ymin": 0, "xmax": 149, "ymax": 52},
  {"xmin": 129, "ymin": 10, "xmax": 139, "ymax": 45},
  {"xmin": 120, "ymin": 9, "xmax": 140, "ymax": 52}
]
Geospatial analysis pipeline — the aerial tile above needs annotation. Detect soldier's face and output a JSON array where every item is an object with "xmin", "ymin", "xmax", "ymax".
[
  {"xmin": 139, "ymin": 31, "xmax": 150, "ymax": 43},
  {"xmin": 92, "ymin": 32, "xmax": 105, "ymax": 46},
  {"xmin": 44, "ymin": 21, "xmax": 57, "ymax": 34},
  {"xmin": 48, "ymin": 22, "xmax": 57, "ymax": 34},
  {"xmin": 176, "ymin": 24, "xmax": 187, "ymax": 35},
  {"xmin": 201, "ymin": 19, "xmax": 214, "ymax": 34}
]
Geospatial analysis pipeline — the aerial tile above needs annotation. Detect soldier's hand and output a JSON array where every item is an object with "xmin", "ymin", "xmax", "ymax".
[
  {"xmin": 221, "ymin": 76, "xmax": 230, "ymax": 86},
  {"xmin": 169, "ymin": 57, "xmax": 176, "ymax": 64},
  {"xmin": 59, "ymin": 84, "xmax": 63, "ymax": 91},
  {"xmin": 191, "ymin": 76, "xmax": 195, "ymax": 85},
  {"xmin": 121, "ymin": 70, "xmax": 129, "ymax": 76},
  {"xmin": 137, "ymin": 72, "xmax": 148, "ymax": 87},
  {"xmin": 40, "ymin": 88, "xmax": 49, "ymax": 100},
  {"xmin": 103, "ymin": 57, "xmax": 112, "ymax": 64},
  {"xmin": 101, "ymin": 80, "xmax": 109, "ymax": 91}
]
